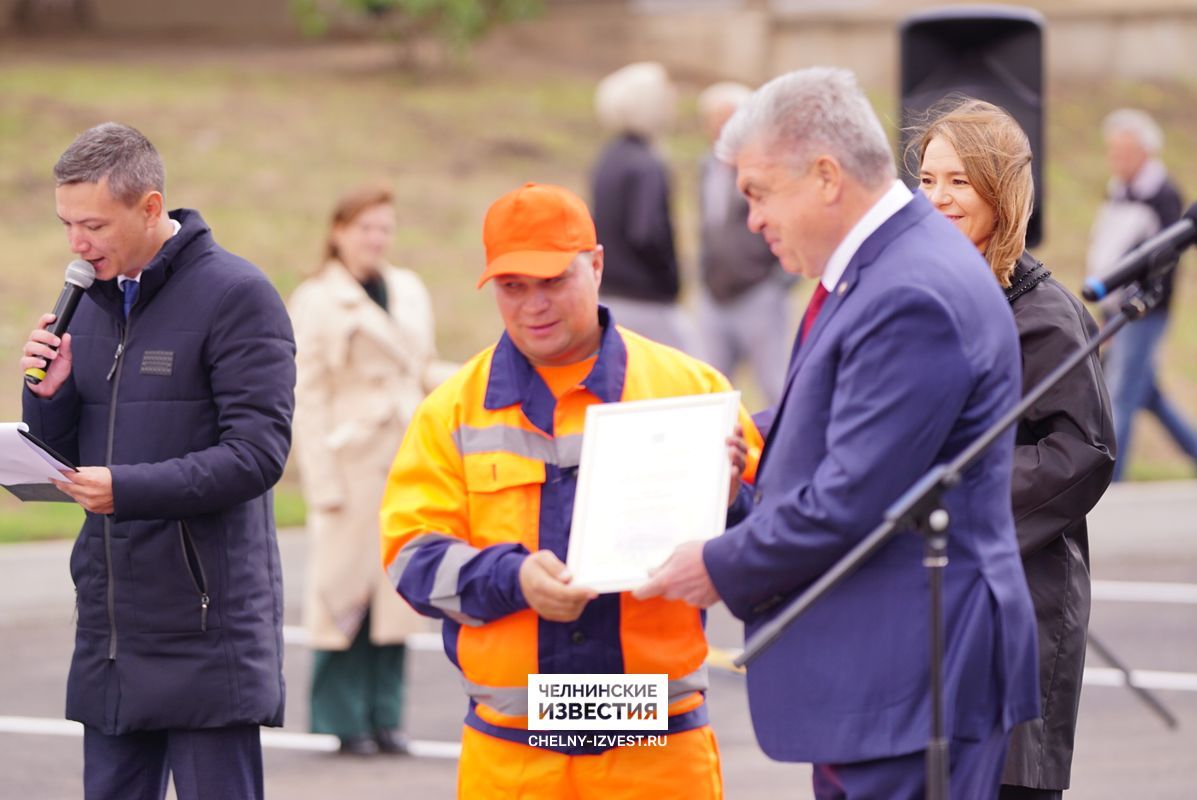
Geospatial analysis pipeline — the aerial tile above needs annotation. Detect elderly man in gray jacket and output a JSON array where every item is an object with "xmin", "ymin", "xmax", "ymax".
[{"xmin": 695, "ymin": 82, "xmax": 794, "ymax": 405}]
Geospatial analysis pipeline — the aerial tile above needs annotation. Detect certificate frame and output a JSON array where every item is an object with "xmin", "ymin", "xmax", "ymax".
[{"xmin": 566, "ymin": 391, "xmax": 740, "ymax": 593}]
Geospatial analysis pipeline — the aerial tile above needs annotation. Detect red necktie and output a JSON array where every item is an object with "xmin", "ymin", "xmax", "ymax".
[{"xmin": 799, "ymin": 283, "xmax": 830, "ymax": 344}]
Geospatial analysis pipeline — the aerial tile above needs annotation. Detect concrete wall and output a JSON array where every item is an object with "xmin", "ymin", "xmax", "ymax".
[
  {"xmin": 3, "ymin": 0, "xmax": 1196, "ymax": 87},
  {"xmin": 0, "ymin": 0, "xmax": 301, "ymax": 36},
  {"xmin": 491, "ymin": 1, "xmax": 1197, "ymax": 89}
]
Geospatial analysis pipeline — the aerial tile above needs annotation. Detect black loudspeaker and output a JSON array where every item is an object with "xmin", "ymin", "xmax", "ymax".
[{"xmin": 899, "ymin": 6, "xmax": 1045, "ymax": 246}]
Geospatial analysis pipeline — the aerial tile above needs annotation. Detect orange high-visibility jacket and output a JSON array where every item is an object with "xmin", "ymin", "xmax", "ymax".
[{"xmin": 380, "ymin": 310, "xmax": 761, "ymax": 754}]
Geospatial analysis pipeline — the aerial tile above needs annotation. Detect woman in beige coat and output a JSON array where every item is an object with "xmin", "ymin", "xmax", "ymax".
[{"xmin": 290, "ymin": 184, "xmax": 450, "ymax": 755}]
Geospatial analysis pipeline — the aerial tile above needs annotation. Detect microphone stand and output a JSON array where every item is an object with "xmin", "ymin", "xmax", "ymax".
[{"xmin": 734, "ymin": 276, "xmax": 1180, "ymax": 800}]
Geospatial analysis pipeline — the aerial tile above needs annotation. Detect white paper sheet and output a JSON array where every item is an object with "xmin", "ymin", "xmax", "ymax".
[
  {"xmin": 0, "ymin": 422, "xmax": 73, "ymax": 484},
  {"xmin": 566, "ymin": 392, "xmax": 740, "ymax": 593}
]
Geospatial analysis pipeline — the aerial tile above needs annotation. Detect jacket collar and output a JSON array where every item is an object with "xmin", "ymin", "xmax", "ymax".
[
  {"xmin": 1109, "ymin": 158, "xmax": 1168, "ymax": 202},
  {"xmin": 787, "ymin": 192, "xmax": 933, "ymax": 373},
  {"xmin": 1004, "ymin": 252, "xmax": 1051, "ymax": 305},
  {"xmin": 86, "ymin": 208, "xmax": 213, "ymax": 321},
  {"xmin": 319, "ymin": 261, "xmax": 415, "ymax": 366},
  {"xmin": 485, "ymin": 305, "xmax": 627, "ymax": 436},
  {"xmin": 819, "ymin": 180, "xmax": 913, "ymax": 294}
]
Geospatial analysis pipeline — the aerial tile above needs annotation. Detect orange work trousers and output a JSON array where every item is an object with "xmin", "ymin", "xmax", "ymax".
[{"xmin": 457, "ymin": 724, "xmax": 723, "ymax": 800}]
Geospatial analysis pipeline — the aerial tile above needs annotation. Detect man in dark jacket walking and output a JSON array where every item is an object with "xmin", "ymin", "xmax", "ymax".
[
  {"xmin": 591, "ymin": 62, "xmax": 700, "ymax": 356},
  {"xmin": 19, "ymin": 122, "xmax": 296, "ymax": 800}
]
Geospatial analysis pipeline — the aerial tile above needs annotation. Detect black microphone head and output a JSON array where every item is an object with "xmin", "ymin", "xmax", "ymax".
[
  {"xmin": 1184, "ymin": 202, "xmax": 1197, "ymax": 225},
  {"xmin": 64, "ymin": 259, "xmax": 96, "ymax": 289}
]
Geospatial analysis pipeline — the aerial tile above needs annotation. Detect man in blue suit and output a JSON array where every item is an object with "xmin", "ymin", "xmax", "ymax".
[{"xmin": 637, "ymin": 68, "xmax": 1040, "ymax": 799}]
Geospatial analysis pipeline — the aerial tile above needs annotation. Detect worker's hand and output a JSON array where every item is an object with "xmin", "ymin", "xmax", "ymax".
[
  {"xmin": 51, "ymin": 466, "xmax": 114, "ymax": 515},
  {"xmin": 21, "ymin": 313, "xmax": 73, "ymax": 397},
  {"xmin": 519, "ymin": 550, "xmax": 598, "ymax": 623},
  {"xmin": 727, "ymin": 423, "xmax": 748, "ymax": 507},
  {"xmin": 634, "ymin": 540, "xmax": 720, "ymax": 608}
]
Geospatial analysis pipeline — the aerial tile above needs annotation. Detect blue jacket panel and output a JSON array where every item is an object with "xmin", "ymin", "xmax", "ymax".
[
  {"xmin": 23, "ymin": 209, "xmax": 296, "ymax": 734},
  {"xmin": 703, "ymin": 193, "xmax": 1040, "ymax": 763}
]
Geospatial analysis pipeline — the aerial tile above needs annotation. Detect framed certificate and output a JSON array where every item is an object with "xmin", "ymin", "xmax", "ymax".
[{"xmin": 566, "ymin": 391, "xmax": 740, "ymax": 593}]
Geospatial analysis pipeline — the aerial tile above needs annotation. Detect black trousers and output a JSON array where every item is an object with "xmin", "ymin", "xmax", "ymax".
[{"xmin": 83, "ymin": 723, "xmax": 263, "ymax": 800}]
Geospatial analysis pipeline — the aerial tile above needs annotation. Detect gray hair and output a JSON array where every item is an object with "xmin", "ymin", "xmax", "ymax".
[
  {"xmin": 1102, "ymin": 108, "xmax": 1163, "ymax": 154},
  {"xmin": 595, "ymin": 62, "xmax": 676, "ymax": 140},
  {"xmin": 54, "ymin": 122, "xmax": 165, "ymax": 206},
  {"xmin": 716, "ymin": 67, "xmax": 895, "ymax": 189},
  {"xmin": 698, "ymin": 81, "xmax": 754, "ymax": 121}
]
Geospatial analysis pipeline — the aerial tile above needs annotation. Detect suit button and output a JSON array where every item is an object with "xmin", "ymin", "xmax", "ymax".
[
  {"xmin": 753, "ymin": 489, "xmax": 763, "ymax": 504},
  {"xmin": 571, "ymin": 630, "xmax": 585, "ymax": 645}
]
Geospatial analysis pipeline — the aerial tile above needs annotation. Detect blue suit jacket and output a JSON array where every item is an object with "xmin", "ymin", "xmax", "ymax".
[{"xmin": 704, "ymin": 193, "xmax": 1040, "ymax": 764}]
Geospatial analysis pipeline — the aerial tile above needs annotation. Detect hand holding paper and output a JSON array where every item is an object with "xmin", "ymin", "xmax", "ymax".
[
  {"xmin": 633, "ymin": 540, "xmax": 720, "ymax": 608},
  {"xmin": 519, "ymin": 550, "xmax": 598, "ymax": 622},
  {"xmin": 52, "ymin": 466, "xmax": 114, "ymax": 514}
]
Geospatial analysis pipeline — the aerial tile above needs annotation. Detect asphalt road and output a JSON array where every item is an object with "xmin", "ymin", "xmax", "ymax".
[{"xmin": 1, "ymin": 480, "xmax": 1194, "ymax": 799}]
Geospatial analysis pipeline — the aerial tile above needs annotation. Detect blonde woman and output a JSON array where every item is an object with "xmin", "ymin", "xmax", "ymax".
[
  {"xmin": 915, "ymin": 99, "xmax": 1115, "ymax": 800},
  {"xmin": 289, "ymin": 184, "xmax": 450, "ymax": 755}
]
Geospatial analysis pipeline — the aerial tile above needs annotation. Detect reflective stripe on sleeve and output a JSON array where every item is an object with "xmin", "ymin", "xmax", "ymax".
[{"xmin": 386, "ymin": 532, "xmax": 485, "ymax": 627}]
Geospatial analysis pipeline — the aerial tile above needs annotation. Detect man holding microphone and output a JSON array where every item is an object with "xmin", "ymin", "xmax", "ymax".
[{"xmin": 19, "ymin": 122, "xmax": 294, "ymax": 800}]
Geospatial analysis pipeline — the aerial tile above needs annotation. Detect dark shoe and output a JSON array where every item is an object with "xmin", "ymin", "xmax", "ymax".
[
  {"xmin": 338, "ymin": 734, "xmax": 379, "ymax": 756},
  {"xmin": 374, "ymin": 729, "xmax": 411, "ymax": 755}
]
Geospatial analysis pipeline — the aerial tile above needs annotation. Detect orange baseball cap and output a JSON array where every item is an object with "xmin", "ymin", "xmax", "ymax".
[{"xmin": 478, "ymin": 182, "xmax": 598, "ymax": 288}]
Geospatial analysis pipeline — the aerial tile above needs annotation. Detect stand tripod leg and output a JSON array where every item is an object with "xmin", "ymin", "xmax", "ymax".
[
  {"xmin": 924, "ymin": 527, "xmax": 950, "ymax": 800},
  {"xmin": 1087, "ymin": 629, "xmax": 1179, "ymax": 730}
]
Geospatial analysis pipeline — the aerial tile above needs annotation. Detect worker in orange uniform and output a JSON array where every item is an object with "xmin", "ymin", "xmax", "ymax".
[{"xmin": 380, "ymin": 182, "xmax": 761, "ymax": 799}]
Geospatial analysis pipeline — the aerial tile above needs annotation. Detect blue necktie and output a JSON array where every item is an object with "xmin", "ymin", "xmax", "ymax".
[{"xmin": 122, "ymin": 280, "xmax": 140, "ymax": 320}]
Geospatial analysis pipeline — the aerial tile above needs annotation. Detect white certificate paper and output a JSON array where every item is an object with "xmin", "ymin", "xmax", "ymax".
[
  {"xmin": 566, "ymin": 392, "xmax": 740, "ymax": 593},
  {"xmin": 0, "ymin": 422, "xmax": 75, "ymax": 502}
]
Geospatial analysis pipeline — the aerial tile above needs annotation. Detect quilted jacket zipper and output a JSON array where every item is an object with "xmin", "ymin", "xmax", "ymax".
[
  {"xmin": 102, "ymin": 319, "xmax": 130, "ymax": 660},
  {"xmin": 179, "ymin": 521, "xmax": 211, "ymax": 631}
]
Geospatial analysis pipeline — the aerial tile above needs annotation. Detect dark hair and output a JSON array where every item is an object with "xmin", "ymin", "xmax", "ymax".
[{"xmin": 53, "ymin": 122, "xmax": 165, "ymax": 206}]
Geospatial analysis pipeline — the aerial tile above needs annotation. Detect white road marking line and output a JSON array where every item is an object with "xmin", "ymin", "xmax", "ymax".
[
  {"xmin": 0, "ymin": 716, "xmax": 461, "ymax": 758},
  {"xmin": 1091, "ymin": 580, "xmax": 1197, "ymax": 604},
  {"xmin": 0, "ymin": 717, "xmax": 80, "ymax": 737},
  {"xmin": 704, "ymin": 648, "xmax": 1197, "ymax": 692},
  {"xmin": 1082, "ymin": 668, "xmax": 1197, "ymax": 692},
  {"xmin": 283, "ymin": 579, "xmax": 1197, "ymax": 652},
  {"xmin": 283, "ymin": 627, "xmax": 440, "ymax": 651},
  {"xmin": 280, "ymin": 581, "xmax": 1197, "ymax": 650}
]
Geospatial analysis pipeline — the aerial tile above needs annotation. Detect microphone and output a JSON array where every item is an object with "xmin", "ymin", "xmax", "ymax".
[
  {"xmin": 1082, "ymin": 203, "xmax": 1197, "ymax": 302},
  {"xmin": 24, "ymin": 259, "xmax": 96, "ymax": 385}
]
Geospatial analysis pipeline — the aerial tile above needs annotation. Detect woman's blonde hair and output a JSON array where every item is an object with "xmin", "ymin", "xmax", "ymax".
[
  {"xmin": 322, "ymin": 182, "xmax": 394, "ymax": 267},
  {"xmin": 908, "ymin": 98, "xmax": 1033, "ymax": 286}
]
